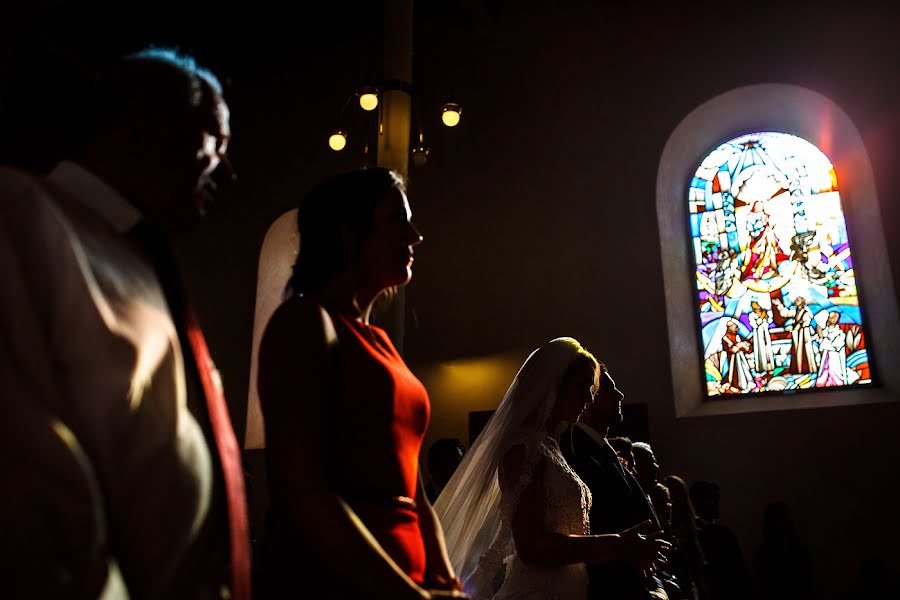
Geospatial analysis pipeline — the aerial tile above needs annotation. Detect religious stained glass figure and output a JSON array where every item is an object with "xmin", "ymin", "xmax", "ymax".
[
  {"xmin": 689, "ymin": 132, "xmax": 873, "ymax": 397},
  {"xmin": 772, "ymin": 296, "xmax": 819, "ymax": 374},
  {"xmin": 721, "ymin": 320, "xmax": 754, "ymax": 393},
  {"xmin": 814, "ymin": 312, "xmax": 859, "ymax": 387},
  {"xmin": 749, "ymin": 301, "xmax": 775, "ymax": 373}
]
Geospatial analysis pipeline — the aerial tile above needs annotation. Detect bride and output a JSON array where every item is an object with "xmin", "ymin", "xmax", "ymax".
[{"xmin": 435, "ymin": 338, "xmax": 670, "ymax": 599}]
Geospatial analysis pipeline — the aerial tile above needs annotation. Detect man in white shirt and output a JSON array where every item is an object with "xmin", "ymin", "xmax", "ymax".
[{"xmin": 0, "ymin": 48, "xmax": 249, "ymax": 599}]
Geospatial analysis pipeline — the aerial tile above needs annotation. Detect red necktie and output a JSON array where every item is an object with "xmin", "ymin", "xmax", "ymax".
[
  {"xmin": 130, "ymin": 222, "xmax": 252, "ymax": 598},
  {"xmin": 185, "ymin": 307, "xmax": 252, "ymax": 600}
]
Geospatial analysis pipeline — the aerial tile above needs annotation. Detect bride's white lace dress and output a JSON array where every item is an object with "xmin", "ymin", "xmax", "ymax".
[
  {"xmin": 435, "ymin": 339, "xmax": 601, "ymax": 600},
  {"xmin": 491, "ymin": 437, "xmax": 592, "ymax": 600}
]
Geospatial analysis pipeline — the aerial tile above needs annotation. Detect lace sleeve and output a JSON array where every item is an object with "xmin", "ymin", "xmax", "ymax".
[
  {"xmin": 464, "ymin": 442, "xmax": 546, "ymax": 599},
  {"xmin": 499, "ymin": 443, "xmax": 544, "ymax": 502}
]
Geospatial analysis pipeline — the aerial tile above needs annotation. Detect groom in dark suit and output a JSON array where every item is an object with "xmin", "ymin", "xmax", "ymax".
[{"xmin": 560, "ymin": 363, "xmax": 667, "ymax": 599}]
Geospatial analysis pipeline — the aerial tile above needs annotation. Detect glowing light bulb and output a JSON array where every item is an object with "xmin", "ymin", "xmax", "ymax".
[
  {"xmin": 328, "ymin": 130, "xmax": 347, "ymax": 151},
  {"xmin": 441, "ymin": 102, "xmax": 462, "ymax": 127},
  {"xmin": 359, "ymin": 92, "xmax": 379, "ymax": 111}
]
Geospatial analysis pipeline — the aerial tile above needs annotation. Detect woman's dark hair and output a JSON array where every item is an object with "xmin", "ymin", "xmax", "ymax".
[
  {"xmin": 562, "ymin": 352, "xmax": 601, "ymax": 396},
  {"xmin": 287, "ymin": 168, "xmax": 406, "ymax": 296}
]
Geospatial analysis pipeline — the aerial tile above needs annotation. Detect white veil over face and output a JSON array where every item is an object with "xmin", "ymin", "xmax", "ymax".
[{"xmin": 433, "ymin": 337, "xmax": 591, "ymax": 599}]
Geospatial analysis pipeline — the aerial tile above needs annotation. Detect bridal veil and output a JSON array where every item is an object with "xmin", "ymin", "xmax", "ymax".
[{"xmin": 433, "ymin": 337, "xmax": 593, "ymax": 598}]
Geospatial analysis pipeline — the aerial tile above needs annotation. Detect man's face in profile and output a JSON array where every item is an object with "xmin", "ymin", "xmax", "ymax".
[
  {"xmin": 145, "ymin": 91, "xmax": 232, "ymax": 232},
  {"xmin": 587, "ymin": 369, "xmax": 624, "ymax": 436}
]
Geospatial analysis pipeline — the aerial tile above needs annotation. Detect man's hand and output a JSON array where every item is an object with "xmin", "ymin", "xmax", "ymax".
[{"xmin": 617, "ymin": 520, "xmax": 672, "ymax": 575}]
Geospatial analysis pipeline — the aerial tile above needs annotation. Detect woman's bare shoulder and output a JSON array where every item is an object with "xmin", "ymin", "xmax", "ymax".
[
  {"xmin": 264, "ymin": 296, "xmax": 337, "ymax": 348},
  {"xmin": 258, "ymin": 297, "xmax": 339, "ymax": 380}
]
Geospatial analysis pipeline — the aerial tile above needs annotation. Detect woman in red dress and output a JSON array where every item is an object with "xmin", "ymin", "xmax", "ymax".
[{"xmin": 257, "ymin": 169, "xmax": 466, "ymax": 599}]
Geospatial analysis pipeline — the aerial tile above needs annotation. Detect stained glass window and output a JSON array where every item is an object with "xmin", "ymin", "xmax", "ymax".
[{"xmin": 690, "ymin": 132, "xmax": 873, "ymax": 397}]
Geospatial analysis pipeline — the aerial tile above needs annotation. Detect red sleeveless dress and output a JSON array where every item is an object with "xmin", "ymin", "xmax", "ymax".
[{"xmin": 328, "ymin": 312, "xmax": 430, "ymax": 583}]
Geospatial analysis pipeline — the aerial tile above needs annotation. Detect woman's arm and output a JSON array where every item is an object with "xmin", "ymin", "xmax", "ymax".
[
  {"xmin": 416, "ymin": 472, "xmax": 461, "ymax": 591},
  {"xmin": 259, "ymin": 298, "xmax": 430, "ymax": 600},
  {"xmin": 504, "ymin": 445, "xmax": 670, "ymax": 571}
]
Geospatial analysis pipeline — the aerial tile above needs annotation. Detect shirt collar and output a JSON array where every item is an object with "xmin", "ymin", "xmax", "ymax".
[{"xmin": 46, "ymin": 161, "xmax": 142, "ymax": 234}]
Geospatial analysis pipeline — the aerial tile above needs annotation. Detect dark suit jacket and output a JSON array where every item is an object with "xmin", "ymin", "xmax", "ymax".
[{"xmin": 559, "ymin": 423, "xmax": 662, "ymax": 600}]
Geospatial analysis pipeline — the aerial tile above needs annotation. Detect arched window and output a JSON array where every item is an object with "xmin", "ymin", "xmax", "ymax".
[
  {"xmin": 691, "ymin": 132, "xmax": 871, "ymax": 397},
  {"xmin": 244, "ymin": 209, "xmax": 297, "ymax": 449},
  {"xmin": 657, "ymin": 84, "xmax": 900, "ymax": 416}
]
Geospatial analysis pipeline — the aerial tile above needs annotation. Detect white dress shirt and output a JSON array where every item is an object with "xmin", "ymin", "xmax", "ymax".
[{"xmin": 0, "ymin": 162, "xmax": 223, "ymax": 598}]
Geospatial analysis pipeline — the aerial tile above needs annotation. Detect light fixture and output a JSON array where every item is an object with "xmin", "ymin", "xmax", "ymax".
[
  {"xmin": 328, "ymin": 129, "xmax": 347, "ymax": 151},
  {"xmin": 325, "ymin": 81, "xmax": 462, "ymax": 163},
  {"xmin": 441, "ymin": 101, "xmax": 462, "ymax": 127},
  {"xmin": 358, "ymin": 86, "xmax": 379, "ymax": 111},
  {"xmin": 412, "ymin": 131, "xmax": 430, "ymax": 167}
]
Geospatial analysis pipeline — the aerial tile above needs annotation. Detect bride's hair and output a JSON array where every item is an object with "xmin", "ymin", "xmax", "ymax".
[{"xmin": 435, "ymin": 337, "xmax": 598, "ymax": 598}]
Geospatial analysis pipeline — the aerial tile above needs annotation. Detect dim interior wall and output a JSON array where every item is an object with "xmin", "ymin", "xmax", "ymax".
[{"xmin": 413, "ymin": 351, "xmax": 525, "ymax": 463}]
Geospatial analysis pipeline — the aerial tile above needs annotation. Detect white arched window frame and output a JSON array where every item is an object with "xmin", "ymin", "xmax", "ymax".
[
  {"xmin": 656, "ymin": 84, "xmax": 900, "ymax": 417},
  {"xmin": 244, "ymin": 209, "xmax": 297, "ymax": 449}
]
